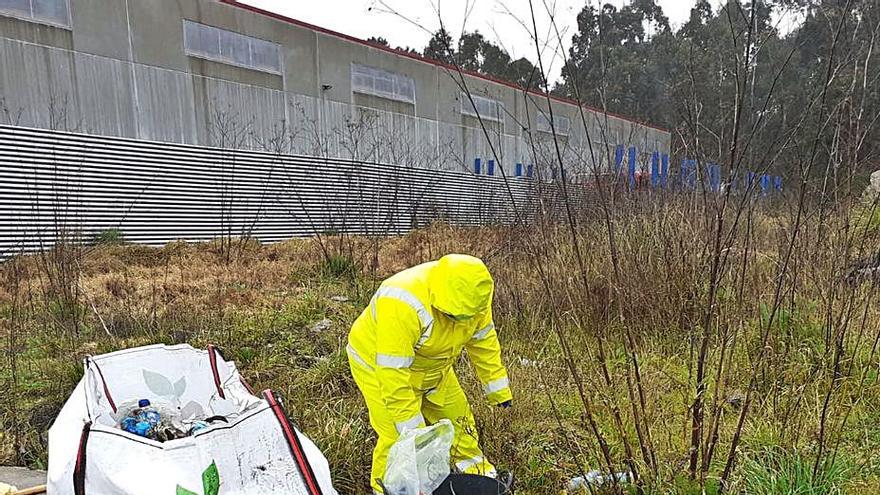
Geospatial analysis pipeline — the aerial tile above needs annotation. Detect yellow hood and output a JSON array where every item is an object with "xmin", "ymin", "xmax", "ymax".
[{"xmin": 428, "ymin": 254, "xmax": 494, "ymax": 318}]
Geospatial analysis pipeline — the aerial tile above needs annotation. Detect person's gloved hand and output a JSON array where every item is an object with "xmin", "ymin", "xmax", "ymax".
[{"xmin": 497, "ymin": 400, "xmax": 512, "ymax": 409}]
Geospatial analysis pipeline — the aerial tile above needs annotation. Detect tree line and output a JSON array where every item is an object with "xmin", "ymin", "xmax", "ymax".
[{"xmin": 374, "ymin": 1, "xmax": 880, "ymax": 179}]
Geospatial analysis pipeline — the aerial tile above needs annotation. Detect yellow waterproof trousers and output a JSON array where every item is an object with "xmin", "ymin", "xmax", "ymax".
[{"xmin": 348, "ymin": 354, "xmax": 496, "ymax": 494}]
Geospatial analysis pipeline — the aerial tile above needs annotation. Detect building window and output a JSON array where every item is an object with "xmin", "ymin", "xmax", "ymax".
[
  {"xmin": 536, "ymin": 113, "xmax": 571, "ymax": 136},
  {"xmin": 461, "ymin": 93, "xmax": 503, "ymax": 122},
  {"xmin": 0, "ymin": 0, "xmax": 70, "ymax": 28},
  {"xmin": 183, "ymin": 20, "xmax": 282, "ymax": 74},
  {"xmin": 351, "ymin": 64, "xmax": 415, "ymax": 104}
]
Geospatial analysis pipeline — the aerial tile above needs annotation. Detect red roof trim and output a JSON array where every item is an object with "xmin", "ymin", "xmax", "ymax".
[{"xmin": 219, "ymin": 0, "xmax": 670, "ymax": 134}]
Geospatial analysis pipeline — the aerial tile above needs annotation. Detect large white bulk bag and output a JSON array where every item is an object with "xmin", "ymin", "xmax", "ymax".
[{"xmin": 47, "ymin": 343, "xmax": 337, "ymax": 495}]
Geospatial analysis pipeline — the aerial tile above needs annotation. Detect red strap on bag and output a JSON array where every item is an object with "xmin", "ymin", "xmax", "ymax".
[
  {"xmin": 209, "ymin": 344, "xmax": 257, "ymax": 396},
  {"xmin": 88, "ymin": 358, "xmax": 116, "ymax": 413},
  {"xmin": 73, "ymin": 421, "xmax": 91, "ymax": 495},
  {"xmin": 207, "ymin": 344, "xmax": 226, "ymax": 399},
  {"xmin": 263, "ymin": 390, "xmax": 323, "ymax": 495}
]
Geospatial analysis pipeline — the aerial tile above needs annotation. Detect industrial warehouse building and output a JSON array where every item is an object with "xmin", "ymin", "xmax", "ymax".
[
  {"xmin": 0, "ymin": 0, "xmax": 669, "ymax": 172},
  {"xmin": 0, "ymin": 0, "xmax": 672, "ymax": 253}
]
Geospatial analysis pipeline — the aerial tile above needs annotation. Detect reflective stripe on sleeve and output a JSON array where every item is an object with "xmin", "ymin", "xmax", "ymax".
[
  {"xmin": 373, "ymin": 285, "xmax": 434, "ymax": 350},
  {"xmin": 483, "ymin": 376, "xmax": 510, "ymax": 395},
  {"xmin": 395, "ymin": 412, "xmax": 424, "ymax": 433},
  {"xmin": 472, "ymin": 322, "xmax": 495, "ymax": 340},
  {"xmin": 346, "ymin": 344, "xmax": 373, "ymax": 370},
  {"xmin": 376, "ymin": 353, "xmax": 414, "ymax": 369},
  {"xmin": 455, "ymin": 455, "xmax": 485, "ymax": 472}
]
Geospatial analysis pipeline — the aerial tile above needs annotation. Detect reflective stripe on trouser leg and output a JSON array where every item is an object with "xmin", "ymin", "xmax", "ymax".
[
  {"xmin": 347, "ymin": 353, "xmax": 406, "ymax": 494},
  {"xmin": 421, "ymin": 370, "xmax": 497, "ymax": 477},
  {"xmin": 395, "ymin": 412, "xmax": 424, "ymax": 433},
  {"xmin": 456, "ymin": 456, "xmax": 497, "ymax": 477},
  {"xmin": 456, "ymin": 455, "xmax": 497, "ymax": 477},
  {"xmin": 456, "ymin": 455, "xmax": 485, "ymax": 471},
  {"xmin": 483, "ymin": 376, "xmax": 510, "ymax": 395},
  {"xmin": 472, "ymin": 322, "xmax": 495, "ymax": 340}
]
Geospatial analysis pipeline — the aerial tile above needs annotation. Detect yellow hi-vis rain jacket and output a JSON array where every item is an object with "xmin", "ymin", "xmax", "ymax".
[{"xmin": 347, "ymin": 254, "xmax": 512, "ymax": 490}]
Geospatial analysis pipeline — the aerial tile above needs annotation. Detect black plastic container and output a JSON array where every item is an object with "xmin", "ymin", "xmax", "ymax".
[{"xmin": 432, "ymin": 474, "xmax": 511, "ymax": 495}]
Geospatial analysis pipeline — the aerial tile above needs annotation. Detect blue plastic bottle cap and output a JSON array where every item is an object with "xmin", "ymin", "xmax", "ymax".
[{"xmin": 138, "ymin": 399, "xmax": 151, "ymax": 408}]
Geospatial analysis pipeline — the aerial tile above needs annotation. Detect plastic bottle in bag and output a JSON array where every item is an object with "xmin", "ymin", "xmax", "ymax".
[
  {"xmin": 118, "ymin": 399, "xmax": 162, "ymax": 439},
  {"xmin": 138, "ymin": 399, "xmax": 161, "ymax": 424}
]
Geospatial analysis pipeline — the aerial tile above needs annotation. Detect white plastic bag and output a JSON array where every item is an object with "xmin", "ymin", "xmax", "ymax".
[{"xmin": 383, "ymin": 419, "xmax": 455, "ymax": 495}]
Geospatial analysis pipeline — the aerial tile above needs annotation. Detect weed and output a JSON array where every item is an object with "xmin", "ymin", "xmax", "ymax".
[
  {"xmin": 322, "ymin": 254, "xmax": 357, "ymax": 278},
  {"xmin": 90, "ymin": 228, "xmax": 125, "ymax": 246},
  {"xmin": 736, "ymin": 447, "xmax": 850, "ymax": 495}
]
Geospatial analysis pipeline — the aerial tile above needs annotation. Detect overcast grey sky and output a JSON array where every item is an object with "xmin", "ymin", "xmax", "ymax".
[{"xmin": 239, "ymin": 1, "xmax": 798, "ymax": 83}]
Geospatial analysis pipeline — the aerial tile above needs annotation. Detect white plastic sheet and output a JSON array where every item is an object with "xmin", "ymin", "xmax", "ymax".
[
  {"xmin": 383, "ymin": 419, "xmax": 454, "ymax": 495},
  {"xmin": 47, "ymin": 343, "xmax": 337, "ymax": 495}
]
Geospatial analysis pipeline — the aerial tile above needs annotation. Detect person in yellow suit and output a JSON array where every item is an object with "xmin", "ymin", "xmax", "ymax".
[{"xmin": 347, "ymin": 254, "xmax": 513, "ymax": 494}]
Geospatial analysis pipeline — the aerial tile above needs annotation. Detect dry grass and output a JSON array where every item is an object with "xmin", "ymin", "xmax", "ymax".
[{"xmin": 1, "ymin": 202, "xmax": 878, "ymax": 494}]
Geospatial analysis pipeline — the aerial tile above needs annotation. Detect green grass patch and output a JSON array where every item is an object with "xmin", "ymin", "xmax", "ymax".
[
  {"xmin": 737, "ymin": 447, "xmax": 850, "ymax": 495},
  {"xmin": 90, "ymin": 228, "xmax": 125, "ymax": 245},
  {"xmin": 321, "ymin": 254, "xmax": 357, "ymax": 278}
]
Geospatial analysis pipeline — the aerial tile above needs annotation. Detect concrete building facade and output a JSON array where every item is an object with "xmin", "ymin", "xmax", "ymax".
[{"xmin": 0, "ymin": 0, "xmax": 671, "ymax": 175}]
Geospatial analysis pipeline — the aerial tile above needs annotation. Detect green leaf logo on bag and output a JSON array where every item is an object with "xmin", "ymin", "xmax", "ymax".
[
  {"xmin": 143, "ymin": 369, "xmax": 187, "ymax": 399},
  {"xmin": 176, "ymin": 461, "xmax": 220, "ymax": 495}
]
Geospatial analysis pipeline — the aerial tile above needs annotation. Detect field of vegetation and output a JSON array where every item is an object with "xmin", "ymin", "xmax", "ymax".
[{"xmin": 1, "ymin": 191, "xmax": 877, "ymax": 494}]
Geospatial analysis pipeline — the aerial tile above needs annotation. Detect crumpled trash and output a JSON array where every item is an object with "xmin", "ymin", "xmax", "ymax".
[
  {"xmin": 517, "ymin": 357, "xmax": 540, "ymax": 368},
  {"xmin": 309, "ymin": 318, "xmax": 333, "ymax": 333},
  {"xmin": 330, "ymin": 295, "xmax": 349, "ymax": 302},
  {"xmin": 568, "ymin": 470, "xmax": 632, "ymax": 492},
  {"xmin": 0, "ymin": 483, "xmax": 18, "ymax": 495},
  {"xmin": 725, "ymin": 390, "xmax": 746, "ymax": 409}
]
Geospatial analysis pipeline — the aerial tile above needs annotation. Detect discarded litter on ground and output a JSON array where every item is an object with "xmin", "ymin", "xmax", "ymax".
[{"xmin": 567, "ymin": 470, "xmax": 633, "ymax": 492}]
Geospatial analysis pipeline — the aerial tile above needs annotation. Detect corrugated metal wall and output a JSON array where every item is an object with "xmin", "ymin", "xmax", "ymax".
[
  {"xmin": 0, "ymin": 124, "xmax": 538, "ymax": 255},
  {"xmin": 0, "ymin": 35, "xmax": 664, "ymax": 176}
]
